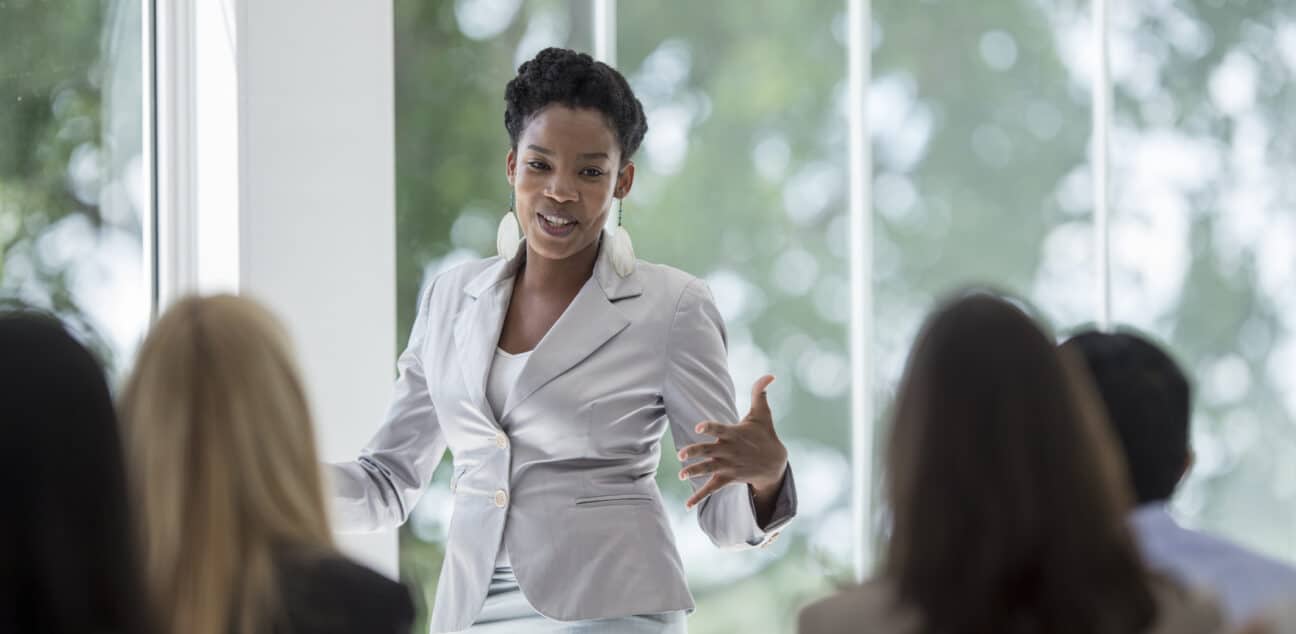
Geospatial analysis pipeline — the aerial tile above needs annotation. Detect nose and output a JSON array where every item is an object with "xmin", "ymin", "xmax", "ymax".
[{"xmin": 543, "ymin": 173, "xmax": 579, "ymax": 204}]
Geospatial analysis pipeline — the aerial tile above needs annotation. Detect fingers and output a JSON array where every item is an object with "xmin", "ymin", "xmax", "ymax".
[
  {"xmin": 678, "ymin": 458, "xmax": 720, "ymax": 480},
  {"xmin": 693, "ymin": 421, "xmax": 732, "ymax": 439},
  {"xmin": 747, "ymin": 374, "xmax": 775, "ymax": 422},
  {"xmin": 686, "ymin": 474, "xmax": 731, "ymax": 509},
  {"xmin": 679, "ymin": 438, "xmax": 729, "ymax": 460}
]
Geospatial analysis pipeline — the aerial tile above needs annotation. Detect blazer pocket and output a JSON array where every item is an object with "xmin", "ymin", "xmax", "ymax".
[{"xmin": 573, "ymin": 493, "xmax": 656, "ymax": 508}]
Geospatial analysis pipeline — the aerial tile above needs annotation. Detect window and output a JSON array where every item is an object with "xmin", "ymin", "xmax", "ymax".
[
  {"xmin": 0, "ymin": 0, "xmax": 149, "ymax": 378},
  {"xmin": 619, "ymin": 2, "xmax": 850, "ymax": 630},
  {"xmin": 392, "ymin": 1, "xmax": 1296, "ymax": 631},
  {"xmin": 1111, "ymin": 1, "xmax": 1296, "ymax": 559}
]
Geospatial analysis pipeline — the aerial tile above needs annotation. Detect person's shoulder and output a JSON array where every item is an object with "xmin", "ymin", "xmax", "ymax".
[
  {"xmin": 277, "ymin": 553, "xmax": 414, "ymax": 634},
  {"xmin": 425, "ymin": 255, "xmax": 504, "ymax": 297},
  {"xmin": 1146, "ymin": 574, "xmax": 1224, "ymax": 634},
  {"xmin": 799, "ymin": 579, "xmax": 920, "ymax": 634},
  {"xmin": 631, "ymin": 259, "xmax": 699, "ymax": 297},
  {"xmin": 1171, "ymin": 520, "xmax": 1296, "ymax": 584}
]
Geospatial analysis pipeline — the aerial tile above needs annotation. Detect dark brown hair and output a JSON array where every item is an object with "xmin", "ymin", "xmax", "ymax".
[
  {"xmin": 0, "ymin": 311, "xmax": 151, "ymax": 634},
  {"xmin": 884, "ymin": 291, "xmax": 1157, "ymax": 634}
]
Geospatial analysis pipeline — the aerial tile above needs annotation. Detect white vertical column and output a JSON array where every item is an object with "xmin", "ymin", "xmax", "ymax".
[
  {"xmin": 847, "ymin": 0, "xmax": 874, "ymax": 584},
  {"xmin": 1092, "ymin": 0, "xmax": 1111, "ymax": 330},
  {"xmin": 142, "ymin": 0, "xmax": 158, "ymax": 319},
  {"xmin": 234, "ymin": 0, "xmax": 398, "ymax": 577},
  {"xmin": 153, "ymin": 0, "xmax": 199, "ymax": 311},
  {"xmin": 593, "ymin": 0, "xmax": 617, "ymax": 67},
  {"xmin": 156, "ymin": 0, "xmax": 399, "ymax": 577},
  {"xmin": 193, "ymin": 0, "xmax": 241, "ymax": 295}
]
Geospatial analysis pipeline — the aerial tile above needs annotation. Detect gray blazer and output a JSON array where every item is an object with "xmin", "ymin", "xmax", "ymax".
[{"xmin": 330, "ymin": 242, "xmax": 797, "ymax": 633}]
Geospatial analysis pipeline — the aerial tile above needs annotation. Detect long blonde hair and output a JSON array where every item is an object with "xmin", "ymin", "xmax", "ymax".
[{"xmin": 121, "ymin": 295, "xmax": 334, "ymax": 634}]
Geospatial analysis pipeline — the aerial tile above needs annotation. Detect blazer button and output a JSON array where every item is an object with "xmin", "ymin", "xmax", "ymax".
[
  {"xmin": 494, "ymin": 490, "xmax": 508, "ymax": 508},
  {"xmin": 495, "ymin": 432, "xmax": 509, "ymax": 449}
]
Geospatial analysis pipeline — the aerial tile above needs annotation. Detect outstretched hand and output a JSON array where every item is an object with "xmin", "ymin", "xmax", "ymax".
[{"xmin": 677, "ymin": 375, "xmax": 788, "ymax": 509}]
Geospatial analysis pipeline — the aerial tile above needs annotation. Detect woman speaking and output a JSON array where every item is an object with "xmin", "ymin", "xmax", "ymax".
[{"xmin": 331, "ymin": 47, "xmax": 796, "ymax": 633}]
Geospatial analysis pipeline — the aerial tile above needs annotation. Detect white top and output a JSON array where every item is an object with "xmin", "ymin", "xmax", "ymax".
[
  {"xmin": 1131, "ymin": 502, "xmax": 1296, "ymax": 625},
  {"xmin": 486, "ymin": 346, "xmax": 530, "ymax": 569}
]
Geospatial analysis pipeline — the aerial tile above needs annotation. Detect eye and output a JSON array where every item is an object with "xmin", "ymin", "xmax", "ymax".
[
  {"xmin": 526, "ymin": 160, "xmax": 550, "ymax": 171},
  {"xmin": 581, "ymin": 167, "xmax": 605, "ymax": 177}
]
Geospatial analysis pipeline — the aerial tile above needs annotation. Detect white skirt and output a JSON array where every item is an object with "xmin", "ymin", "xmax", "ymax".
[{"xmin": 463, "ymin": 567, "xmax": 688, "ymax": 633}]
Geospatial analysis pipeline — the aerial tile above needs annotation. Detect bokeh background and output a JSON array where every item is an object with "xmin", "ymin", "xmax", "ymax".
[{"xmin": 3, "ymin": 1, "xmax": 1294, "ymax": 632}]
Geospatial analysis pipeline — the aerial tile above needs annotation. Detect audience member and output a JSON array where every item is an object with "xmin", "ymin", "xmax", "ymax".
[
  {"xmin": 0, "ymin": 311, "xmax": 151, "ymax": 634},
  {"xmin": 799, "ymin": 291, "xmax": 1221, "ymax": 634},
  {"xmin": 119, "ymin": 295, "xmax": 413, "ymax": 634},
  {"xmin": 1065, "ymin": 330, "xmax": 1296, "ymax": 625}
]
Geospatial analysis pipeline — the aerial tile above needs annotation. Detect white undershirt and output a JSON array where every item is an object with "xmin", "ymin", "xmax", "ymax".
[{"xmin": 486, "ymin": 346, "xmax": 530, "ymax": 569}]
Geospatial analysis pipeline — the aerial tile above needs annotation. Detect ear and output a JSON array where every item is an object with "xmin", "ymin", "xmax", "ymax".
[
  {"xmin": 615, "ymin": 161, "xmax": 636, "ymax": 198},
  {"xmin": 506, "ymin": 148, "xmax": 517, "ymax": 186}
]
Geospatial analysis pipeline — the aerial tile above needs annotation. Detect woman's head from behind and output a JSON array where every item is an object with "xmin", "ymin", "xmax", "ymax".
[
  {"xmin": 885, "ymin": 290, "xmax": 1154, "ymax": 633},
  {"xmin": 504, "ymin": 47, "xmax": 647, "ymax": 262},
  {"xmin": 121, "ymin": 294, "xmax": 332, "ymax": 634},
  {"xmin": 0, "ymin": 311, "xmax": 147, "ymax": 633}
]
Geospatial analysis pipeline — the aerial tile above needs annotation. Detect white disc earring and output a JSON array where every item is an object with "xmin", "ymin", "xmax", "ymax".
[
  {"xmin": 496, "ymin": 191, "xmax": 521, "ymax": 258},
  {"xmin": 609, "ymin": 197, "xmax": 636, "ymax": 277}
]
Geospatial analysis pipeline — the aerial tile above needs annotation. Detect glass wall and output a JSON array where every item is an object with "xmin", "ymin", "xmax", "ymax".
[
  {"xmin": 0, "ymin": 0, "xmax": 148, "ymax": 377},
  {"xmin": 872, "ymin": 0, "xmax": 1092, "ymax": 396},
  {"xmin": 618, "ymin": 2, "xmax": 848, "ymax": 631},
  {"xmin": 393, "ymin": 0, "xmax": 1296, "ymax": 631},
  {"xmin": 1110, "ymin": 0, "xmax": 1296, "ymax": 559}
]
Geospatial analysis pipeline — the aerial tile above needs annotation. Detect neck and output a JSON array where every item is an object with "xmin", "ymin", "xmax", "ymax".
[{"xmin": 517, "ymin": 237, "xmax": 601, "ymax": 296}]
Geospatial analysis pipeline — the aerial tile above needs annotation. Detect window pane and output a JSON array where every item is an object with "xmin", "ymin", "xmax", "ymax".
[
  {"xmin": 872, "ymin": 0, "xmax": 1093, "ymax": 399},
  {"xmin": 0, "ymin": 0, "xmax": 148, "ymax": 377},
  {"xmin": 393, "ymin": 1, "xmax": 592, "ymax": 630},
  {"xmin": 618, "ymin": 2, "xmax": 849, "ymax": 632},
  {"xmin": 1111, "ymin": 1, "xmax": 1296, "ymax": 560}
]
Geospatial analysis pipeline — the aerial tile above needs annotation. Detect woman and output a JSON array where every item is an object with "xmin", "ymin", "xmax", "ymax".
[
  {"xmin": 331, "ymin": 48, "xmax": 796, "ymax": 632},
  {"xmin": 120, "ymin": 295, "xmax": 413, "ymax": 634},
  {"xmin": 798, "ymin": 291, "xmax": 1221, "ymax": 634},
  {"xmin": 0, "ymin": 311, "xmax": 151, "ymax": 634}
]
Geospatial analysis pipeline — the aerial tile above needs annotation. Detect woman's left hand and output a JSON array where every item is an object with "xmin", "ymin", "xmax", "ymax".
[{"xmin": 677, "ymin": 375, "xmax": 788, "ymax": 509}]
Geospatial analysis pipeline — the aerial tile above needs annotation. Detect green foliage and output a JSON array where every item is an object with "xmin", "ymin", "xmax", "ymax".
[{"xmin": 0, "ymin": 0, "xmax": 120, "ymax": 366}]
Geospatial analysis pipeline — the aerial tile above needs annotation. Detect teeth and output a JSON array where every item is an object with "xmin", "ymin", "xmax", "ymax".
[{"xmin": 541, "ymin": 214, "xmax": 574, "ymax": 227}]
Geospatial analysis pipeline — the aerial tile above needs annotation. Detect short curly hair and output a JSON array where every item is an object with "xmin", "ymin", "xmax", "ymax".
[{"xmin": 505, "ymin": 47, "xmax": 648, "ymax": 164}]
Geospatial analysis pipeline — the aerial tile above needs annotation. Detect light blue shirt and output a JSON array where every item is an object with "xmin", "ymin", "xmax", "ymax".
[{"xmin": 1131, "ymin": 502, "xmax": 1296, "ymax": 625}]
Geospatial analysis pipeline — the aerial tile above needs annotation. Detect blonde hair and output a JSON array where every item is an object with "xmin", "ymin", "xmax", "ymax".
[{"xmin": 121, "ymin": 295, "xmax": 334, "ymax": 634}]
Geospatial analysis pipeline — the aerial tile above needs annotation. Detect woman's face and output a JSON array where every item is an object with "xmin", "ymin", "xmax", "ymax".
[{"xmin": 507, "ymin": 105, "xmax": 635, "ymax": 263}]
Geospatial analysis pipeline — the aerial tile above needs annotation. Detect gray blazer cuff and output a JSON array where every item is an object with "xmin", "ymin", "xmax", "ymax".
[{"xmin": 746, "ymin": 464, "xmax": 797, "ymax": 547}]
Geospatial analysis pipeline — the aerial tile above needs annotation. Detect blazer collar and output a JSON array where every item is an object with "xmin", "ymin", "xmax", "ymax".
[{"xmin": 453, "ymin": 233, "xmax": 642, "ymax": 424}]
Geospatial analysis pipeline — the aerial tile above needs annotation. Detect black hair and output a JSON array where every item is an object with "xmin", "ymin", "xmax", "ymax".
[
  {"xmin": 504, "ymin": 47, "xmax": 648, "ymax": 163},
  {"xmin": 1063, "ymin": 330, "xmax": 1192, "ymax": 504},
  {"xmin": 0, "ymin": 311, "xmax": 150, "ymax": 634}
]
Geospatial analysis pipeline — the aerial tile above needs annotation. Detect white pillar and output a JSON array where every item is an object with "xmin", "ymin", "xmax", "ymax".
[
  {"xmin": 156, "ymin": 0, "xmax": 399, "ymax": 577},
  {"xmin": 847, "ymin": 0, "xmax": 874, "ymax": 583}
]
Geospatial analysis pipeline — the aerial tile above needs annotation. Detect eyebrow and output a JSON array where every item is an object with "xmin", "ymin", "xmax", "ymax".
[{"xmin": 525, "ymin": 145, "xmax": 610, "ymax": 160}]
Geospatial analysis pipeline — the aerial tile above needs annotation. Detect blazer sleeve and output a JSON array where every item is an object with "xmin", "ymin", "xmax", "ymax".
[
  {"xmin": 662, "ymin": 278, "xmax": 797, "ymax": 549},
  {"xmin": 327, "ymin": 278, "xmax": 448, "ymax": 532}
]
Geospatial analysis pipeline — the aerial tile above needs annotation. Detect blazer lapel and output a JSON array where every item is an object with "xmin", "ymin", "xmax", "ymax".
[
  {"xmin": 500, "ymin": 238, "xmax": 642, "ymax": 419},
  {"xmin": 452, "ymin": 251, "xmax": 520, "ymax": 424}
]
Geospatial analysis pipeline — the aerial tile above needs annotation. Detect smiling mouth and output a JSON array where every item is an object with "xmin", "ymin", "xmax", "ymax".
[
  {"xmin": 536, "ymin": 211, "xmax": 579, "ymax": 236},
  {"xmin": 538, "ymin": 212, "xmax": 577, "ymax": 227}
]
